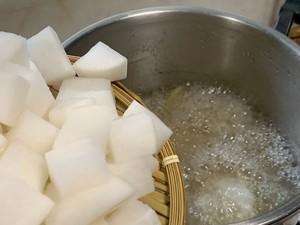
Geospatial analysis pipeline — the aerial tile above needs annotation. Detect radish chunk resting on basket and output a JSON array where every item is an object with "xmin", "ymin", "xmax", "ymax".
[
  {"xmin": 0, "ymin": 67, "xmax": 30, "ymax": 126},
  {"xmin": 51, "ymin": 77, "xmax": 118, "ymax": 128},
  {"xmin": 0, "ymin": 31, "xmax": 29, "ymax": 67},
  {"xmin": 46, "ymin": 138, "xmax": 110, "ymax": 198},
  {"xmin": 108, "ymin": 112, "xmax": 157, "ymax": 162},
  {"xmin": 123, "ymin": 100, "xmax": 173, "ymax": 150},
  {"xmin": 6, "ymin": 110, "xmax": 59, "ymax": 154},
  {"xmin": 56, "ymin": 77, "xmax": 117, "ymax": 112},
  {"xmin": 0, "ymin": 139, "xmax": 48, "ymax": 192},
  {"xmin": 108, "ymin": 159, "xmax": 156, "ymax": 199},
  {"xmin": 53, "ymin": 105, "xmax": 116, "ymax": 151},
  {"xmin": 73, "ymin": 41, "xmax": 127, "ymax": 81},
  {"xmin": 27, "ymin": 26, "xmax": 75, "ymax": 85},
  {"xmin": 45, "ymin": 175, "xmax": 133, "ymax": 225},
  {"xmin": 1, "ymin": 61, "xmax": 54, "ymax": 117},
  {"xmin": 0, "ymin": 178, "xmax": 54, "ymax": 225},
  {"xmin": 107, "ymin": 200, "xmax": 162, "ymax": 225},
  {"xmin": 48, "ymin": 97, "xmax": 96, "ymax": 128},
  {"xmin": 0, "ymin": 27, "xmax": 174, "ymax": 225}
]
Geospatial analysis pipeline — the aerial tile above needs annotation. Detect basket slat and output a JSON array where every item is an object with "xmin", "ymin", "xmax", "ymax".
[
  {"xmin": 67, "ymin": 55, "xmax": 185, "ymax": 225},
  {"xmin": 140, "ymin": 195, "xmax": 170, "ymax": 217},
  {"xmin": 158, "ymin": 215, "xmax": 169, "ymax": 225},
  {"xmin": 145, "ymin": 191, "xmax": 170, "ymax": 204},
  {"xmin": 154, "ymin": 180, "xmax": 169, "ymax": 193}
]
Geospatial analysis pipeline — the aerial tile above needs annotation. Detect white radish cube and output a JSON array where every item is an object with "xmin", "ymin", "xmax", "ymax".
[
  {"xmin": 108, "ymin": 155, "xmax": 159, "ymax": 174},
  {"xmin": 48, "ymin": 98, "xmax": 95, "ymax": 128},
  {"xmin": 55, "ymin": 77, "xmax": 118, "ymax": 118},
  {"xmin": 0, "ymin": 139, "xmax": 48, "ymax": 191},
  {"xmin": 6, "ymin": 110, "xmax": 59, "ymax": 154},
  {"xmin": 109, "ymin": 112, "xmax": 157, "ymax": 162},
  {"xmin": 108, "ymin": 161, "xmax": 155, "ymax": 199},
  {"xmin": 73, "ymin": 42, "xmax": 127, "ymax": 81},
  {"xmin": 56, "ymin": 77, "xmax": 111, "ymax": 100},
  {"xmin": 107, "ymin": 200, "xmax": 161, "ymax": 225},
  {"xmin": 45, "ymin": 175, "xmax": 133, "ymax": 225},
  {"xmin": 146, "ymin": 155, "xmax": 160, "ymax": 173},
  {"xmin": 26, "ymin": 62, "xmax": 55, "ymax": 117},
  {"xmin": 94, "ymin": 90, "xmax": 116, "ymax": 108},
  {"xmin": 89, "ymin": 218, "xmax": 109, "ymax": 225},
  {"xmin": 110, "ymin": 155, "xmax": 159, "ymax": 173},
  {"xmin": 45, "ymin": 182, "xmax": 61, "ymax": 203},
  {"xmin": 0, "ymin": 69, "xmax": 30, "ymax": 126},
  {"xmin": 0, "ymin": 31, "xmax": 29, "ymax": 67},
  {"xmin": 2, "ymin": 61, "xmax": 54, "ymax": 117},
  {"xmin": 53, "ymin": 105, "xmax": 115, "ymax": 151},
  {"xmin": 27, "ymin": 26, "xmax": 75, "ymax": 85},
  {"xmin": 46, "ymin": 138, "xmax": 109, "ymax": 198},
  {"xmin": 123, "ymin": 100, "xmax": 172, "ymax": 151},
  {"xmin": 0, "ymin": 133, "xmax": 7, "ymax": 156},
  {"xmin": 0, "ymin": 178, "xmax": 54, "ymax": 225}
]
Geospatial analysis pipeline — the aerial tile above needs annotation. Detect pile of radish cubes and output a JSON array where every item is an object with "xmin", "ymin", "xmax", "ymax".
[{"xmin": 0, "ymin": 26, "xmax": 173, "ymax": 225}]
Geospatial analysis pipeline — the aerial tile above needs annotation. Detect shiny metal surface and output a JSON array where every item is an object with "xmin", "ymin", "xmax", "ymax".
[{"xmin": 64, "ymin": 7, "xmax": 300, "ymax": 224}]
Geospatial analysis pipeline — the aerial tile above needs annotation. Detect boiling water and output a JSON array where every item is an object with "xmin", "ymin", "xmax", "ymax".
[{"xmin": 142, "ymin": 82, "xmax": 300, "ymax": 225}]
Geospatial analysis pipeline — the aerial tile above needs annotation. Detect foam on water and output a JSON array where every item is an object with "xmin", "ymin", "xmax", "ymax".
[{"xmin": 142, "ymin": 82, "xmax": 300, "ymax": 225}]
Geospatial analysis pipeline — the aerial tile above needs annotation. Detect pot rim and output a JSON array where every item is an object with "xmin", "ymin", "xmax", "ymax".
[
  {"xmin": 63, "ymin": 5, "xmax": 300, "ymax": 54},
  {"xmin": 63, "ymin": 6, "xmax": 300, "ymax": 225}
]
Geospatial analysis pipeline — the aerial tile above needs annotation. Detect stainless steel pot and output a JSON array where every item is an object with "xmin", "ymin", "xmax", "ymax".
[{"xmin": 64, "ymin": 6, "xmax": 300, "ymax": 225}]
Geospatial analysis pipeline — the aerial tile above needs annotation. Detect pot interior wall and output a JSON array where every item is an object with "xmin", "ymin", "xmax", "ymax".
[{"xmin": 65, "ymin": 10, "xmax": 300, "ymax": 160}]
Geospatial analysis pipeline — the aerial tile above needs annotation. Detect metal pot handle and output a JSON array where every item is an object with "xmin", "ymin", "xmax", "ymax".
[{"xmin": 276, "ymin": 0, "xmax": 300, "ymax": 35}]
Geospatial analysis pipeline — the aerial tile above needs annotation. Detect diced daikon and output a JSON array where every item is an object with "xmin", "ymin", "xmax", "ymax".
[
  {"xmin": 56, "ymin": 77, "xmax": 111, "ymax": 100},
  {"xmin": 0, "ymin": 69, "xmax": 30, "ymax": 126},
  {"xmin": 107, "ymin": 200, "xmax": 161, "ymax": 225},
  {"xmin": 109, "ymin": 112, "xmax": 157, "ymax": 162},
  {"xmin": 27, "ymin": 26, "xmax": 75, "ymax": 85},
  {"xmin": 89, "ymin": 217, "xmax": 109, "ymax": 225},
  {"xmin": 1, "ymin": 61, "xmax": 54, "ymax": 117},
  {"xmin": 0, "ymin": 31, "xmax": 29, "ymax": 67},
  {"xmin": 0, "ymin": 178, "xmax": 54, "ymax": 225},
  {"xmin": 108, "ymin": 155, "xmax": 158, "ymax": 174},
  {"xmin": 108, "ymin": 161, "xmax": 155, "ymax": 199},
  {"xmin": 146, "ymin": 156, "xmax": 160, "ymax": 173},
  {"xmin": 73, "ymin": 42, "xmax": 127, "ymax": 81},
  {"xmin": 55, "ymin": 77, "xmax": 118, "ymax": 117},
  {"xmin": 45, "ymin": 182, "xmax": 62, "ymax": 203},
  {"xmin": 6, "ymin": 110, "xmax": 59, "ymax": 154},
  {"xmin": 56, "ymin": 77, "xmax": 117, "ymax": 113},
  {"xmin": 53, "ymin": 105, "xmax": 115, "ymax": 151},
  {"xmin": 123, "ymin": 100, "xmax": 172, "ymax": 151},
  {"xmin": 93, "ymin": 90, "xmax": 116, "ymax": 108},
  {"xmin": 48, "ymin": 98, "xmax": 95, "ymax": 128},
  {"xmin": 45, "ymin": 175, "xmax": 133, "ymax": 225},
  {"xmin": 0, "ymin": 139, "xmax": 48, "ymax": 191},
  {"xmin": 46, "ymin": 138, "xmax": 110, "ymax": 198}
]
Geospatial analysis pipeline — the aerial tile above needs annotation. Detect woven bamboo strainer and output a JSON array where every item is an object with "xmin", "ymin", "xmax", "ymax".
[{"xmin": 51, "ymin": 55, "xmax": 185, "ymax": 225}]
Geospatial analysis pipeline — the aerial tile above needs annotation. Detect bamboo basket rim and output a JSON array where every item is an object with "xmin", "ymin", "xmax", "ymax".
[{"xmin": 64, "ymin": 55, "xmax": 186, "ymax": 225}]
